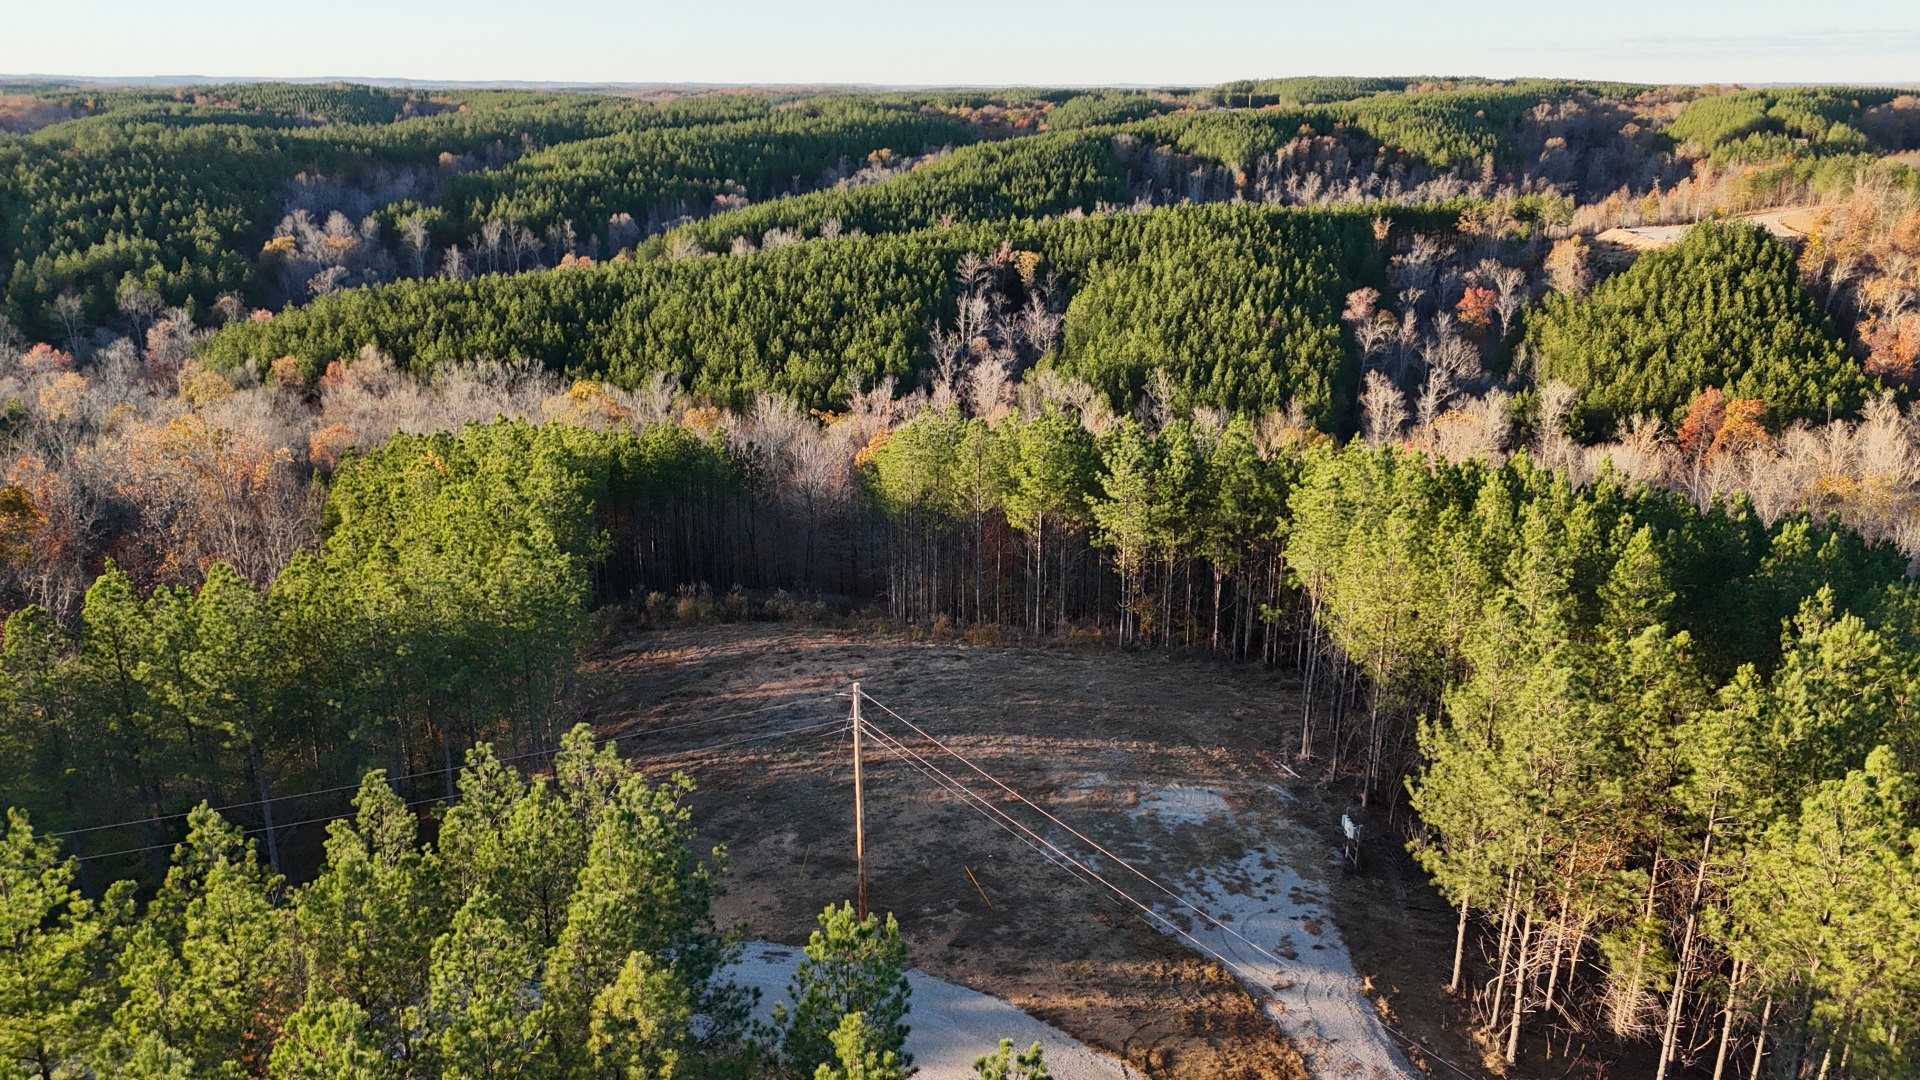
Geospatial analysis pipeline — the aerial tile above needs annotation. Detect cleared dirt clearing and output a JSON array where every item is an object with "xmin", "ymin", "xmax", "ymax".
[{"xmin": 580, "ymin": 622, "xmax": 1483, "ymax": 1080}]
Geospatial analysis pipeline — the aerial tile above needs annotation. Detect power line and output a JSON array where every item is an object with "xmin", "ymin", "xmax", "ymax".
[
  {"xmin": 858, "ymin": 720, "xmax": 1078, "ymax": 876},
  {"xmin": 608, "ymin": 697, "xmax": 828, "ymax": 742},
  {"xmin": 50, "ymin": 695, "xmax": 824, "ymax": 841},
  {"xmin": 856, "ymin": 692, "xmax": 1478, "ymax": 1080},
  {"xmin": 852, "ymin": 714, "xmax": 1400, "ymax": 1075},
  {"xmin": 852, "ymin": 716, "xmax": 1281, "ymax": 990},
  {"xmin": 72, "ymin": 789, "xmax": 482, "ymax": 865},
  {"xmin": 643, "ymin": 718, "xmax": 852, "ymax": 759},
  {"xmin": 860, "ymin": 690, "xmax": 1304, "ymax": 969},
  {"xmin": 56, "ymin": 711, "xmax": 840, "ymax": 860},
  {"xmin": 858, "ymin": 707, "xmax": 1465, "ymax": 1079},
  {"xmin": 70, "ymin": 718, "xmax": 851, "ymax": 865},
  {"xmin": 861, "ymin": 714, "xmax": 1461, "ymax": 1080},
  {"xmin": 863, "ymin": 688, "xmax": 1381, "ymax": 1055}
]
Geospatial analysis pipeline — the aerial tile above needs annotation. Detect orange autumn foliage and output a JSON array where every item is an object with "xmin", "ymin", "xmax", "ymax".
[
  {"xmin": 270, "ymin": 355, "xmax": 309, "ymax": 389},
  {"xmin": 1677, "ymin": 386, "xmax": 1768, "ymax": 459},
  {"xmin": 119, "ymin": 414, "xmax": 308, "ymax": 584},
  {"xmin": 853, "ymin": 427, "xmax": 892, "ymax": 468},
  {"xmin": 1676, "ymin": 387, "xmax": 1725, "ymax": 456},
  {"xmin": 1712, "ymin": 396, "xmax": 1769, "ymax": 456},
  {"xmin": 37, "ymin": 372, "xmax": 89, "ymax": 422},
  {"xmin": 20, "ymin": 342, "xmax": 74, "ymax": 375},
  {"xmin": 309, "ymin": 423, "xmax": 356, "ymax": 470},
  {"xmin": 1455, "ymin": 286, "xmax": 1497, "ymax": 332},
  {"xmin": 1860, "ymin": 313, "xmax": 1920, "ymax": 386},
  {"xmin": 0, "ymin": 484, "xmax": 42, "ymax": 566},
  {"xmin": 541, "ymin": 379, "xmax": 631, "ymax": 428}
]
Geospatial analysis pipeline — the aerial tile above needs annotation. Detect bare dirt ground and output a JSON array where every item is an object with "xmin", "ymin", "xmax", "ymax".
[
  {"xmin": 1592, "ymin": 205, "xmax": 1818, "ymax": 255},
  {"xmin": 577, "ymin": 620, "xmax": 1500, "ymax": 1080}
]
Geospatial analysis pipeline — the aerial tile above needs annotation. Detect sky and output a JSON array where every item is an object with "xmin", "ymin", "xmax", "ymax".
[{"xmin": 5, "ymin": 0, "xmax": 1919, "ymax": 88}]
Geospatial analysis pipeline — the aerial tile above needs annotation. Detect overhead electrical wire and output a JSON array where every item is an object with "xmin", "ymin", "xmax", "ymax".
[
  {"xmin": 49, "ymin": 695, "xmax": 825, "ymax": 841},
  {"xmin": 68, "ymin": 717, "xmax": 850, "ymax": 865},
  {"xmin": 854, "ymin": 691, "xmax": 1478, "ymax": 1080}
]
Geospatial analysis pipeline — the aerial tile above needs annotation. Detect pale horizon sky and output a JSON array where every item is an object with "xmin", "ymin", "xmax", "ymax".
[{"xmin": 5, "ymin": 0, "xmax": 1919, "ymax": 89}]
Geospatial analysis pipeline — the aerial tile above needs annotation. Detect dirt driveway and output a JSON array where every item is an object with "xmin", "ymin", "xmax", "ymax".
[{"xmin": 577, "ymin": 621, "xmax": 1486, "ymax": 1080}]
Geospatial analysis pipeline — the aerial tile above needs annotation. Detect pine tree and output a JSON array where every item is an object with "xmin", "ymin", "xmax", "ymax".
[
  {"xmin": 266, "ymin": 1000, "xmax": 382, "ymax": 1080},
  {"xmin": 810, "ymin": 1012, "xmax": 908, "ymax": 1080},
  {"xmin": 550, "ymin": 721, "xmax": 635, "ymax": 838},
  {"xmin": 433, "ymin": 743, "xmax": 586, "ymax": 952},
  {"xmin": 1198, "ymin": 417, "xmax": 1280, "ymax": 656},
  {"xmin": 1090, "ymin": 419, "xmax": 1157, "ymax": 645},
  {"xmin": 97, "ymin": 1032, "xmax": 197, "ymax": 1079},
  {"xmin": 973, "ymin": 1039, "xmax": 1050, "ymax": 1080},
  {"xmin": 0, "ymin": 606, "xmax": 86, "ymax": 828},
  {"xmin": 424, "ymin": 894, "xmax": 550, "ymax": 1080},
  {"xmin": 585, "ymin": 951, "xmax": 694, "ymax": 1080},
  {"xmin": 76, "ymin": 564, "xmax": 170, "ymax": 825},
  {"xmin": 779, "ymin": 904, "xmax": 912, "ymax": 1080},
  {"xmin": 1003, "ymin": 408, "xmax": 1096, "ymax": 635},
  {"xmin": 111, "ymin": 805, "xmax": 295, "ymax": 1078},
  {"xmin": 182, "ymin": 564, "xmax": 287, "ymax": 867},
  {"xmin": 1732, "ymin": 747, "xmax": 1920, "ymax": 1073},
  {"xmin": 1597, "ymin": 524, "xmax": 1675, "ymax": 639},
  {"xmin": 541, "ymin": 771, "xmax": 743, "ymax": 1074},
  {"xmin": 293, "ymin": 773, "xmax": 436, "ymax": 1059},
  {"xmin": 0, "ymin": 810, "xmax": 131, "ymax": 1080}
]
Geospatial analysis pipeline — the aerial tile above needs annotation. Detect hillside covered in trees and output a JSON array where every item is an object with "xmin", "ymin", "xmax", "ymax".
[{"xmin": 5, "ymin": 72, "xmax": 1920, "ymax": 1079}]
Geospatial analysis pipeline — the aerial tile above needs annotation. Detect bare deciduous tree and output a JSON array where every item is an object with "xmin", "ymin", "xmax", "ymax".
[
  {"xmin": 401, "ymin": 212, "xmax": 431, "ymax": 278},
  {"xmin": 1361, "ymin": 371, "xmax": 1408, "ymax": 446}
]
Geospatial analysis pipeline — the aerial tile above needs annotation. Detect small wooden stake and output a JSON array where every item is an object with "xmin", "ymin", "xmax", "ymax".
[{"xmin": 965, "ymin": 865, "xmax": 992, "ymax": 909}]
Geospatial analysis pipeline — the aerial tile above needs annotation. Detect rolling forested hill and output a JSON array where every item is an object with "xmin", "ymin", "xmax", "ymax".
[{"xmin": 5, "ymin": 73, "xmax": 1920, "ymax": 1080}]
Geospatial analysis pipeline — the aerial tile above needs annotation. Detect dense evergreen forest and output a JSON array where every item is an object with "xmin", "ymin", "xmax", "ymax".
[{"xmin": 5, "ymin": 73, "xmax": 1920, "ymax": 1078}]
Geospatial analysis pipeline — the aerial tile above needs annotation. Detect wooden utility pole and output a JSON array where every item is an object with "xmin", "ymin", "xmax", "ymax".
[{"xmin": 851, "ymin": 681, "xmax": 867, "ymax": 920}]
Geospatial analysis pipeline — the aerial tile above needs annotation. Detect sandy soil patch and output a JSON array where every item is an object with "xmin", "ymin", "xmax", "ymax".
[
  {"xmin": 727, "ymin": 941, "xmax": 1143, "ymax": 1080},
  {"xmin": 1593, "ymin": 205, "xmax": 1817, "ymax": 254}
]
